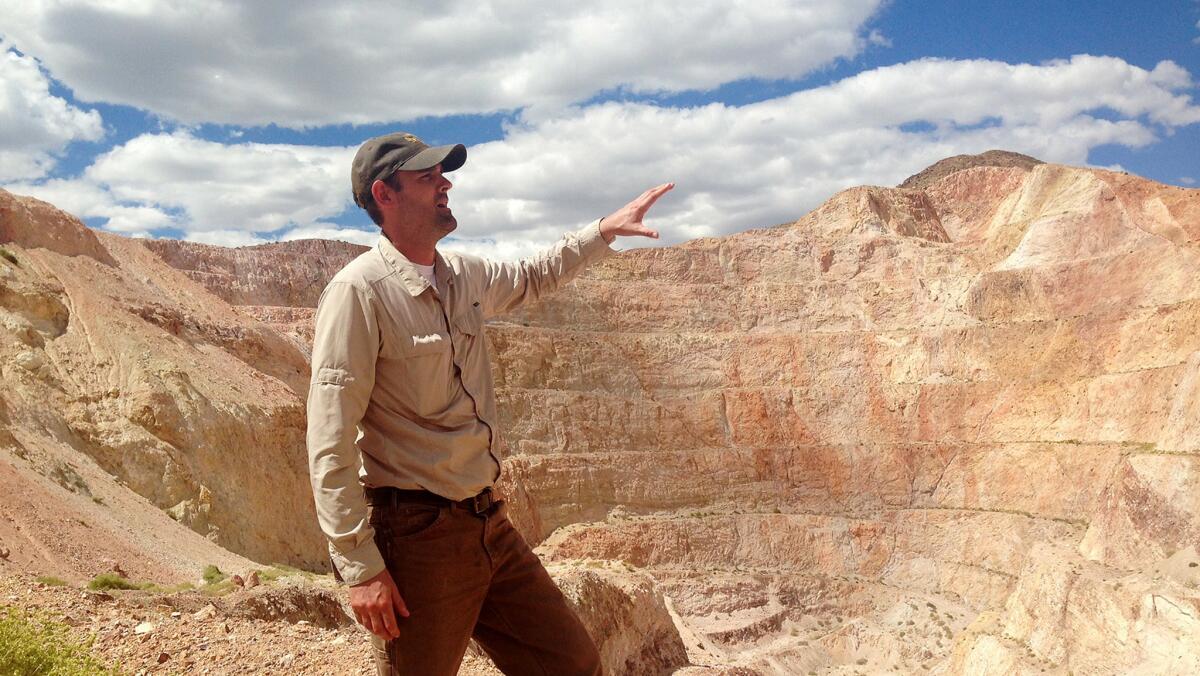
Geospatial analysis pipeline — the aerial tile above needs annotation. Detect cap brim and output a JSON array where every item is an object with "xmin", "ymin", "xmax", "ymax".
[{"xmin": 398, "ymin": 143, "xmax": 467, "ymax": 172}]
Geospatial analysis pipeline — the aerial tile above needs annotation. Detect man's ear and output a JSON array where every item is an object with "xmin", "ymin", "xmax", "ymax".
[{"xmin": 371, "ymin": 178, "xmax": 396, "ymax": 208}]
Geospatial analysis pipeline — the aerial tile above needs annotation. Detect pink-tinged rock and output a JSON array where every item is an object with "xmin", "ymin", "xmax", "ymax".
[
  {"xmin": 0, "ymin": 190, "xmax": 116, "ymax": 265},
  {"xmin": 1079, "ymin": 454, "xmax": 1200, "ymax": 569},
  {"xmin": 5, "ymin": 153, "xmax": 1200, "ymax": 672}
]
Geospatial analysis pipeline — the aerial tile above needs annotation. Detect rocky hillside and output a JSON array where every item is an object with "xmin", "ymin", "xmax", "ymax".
[
  {"xmin": 0, "ymin": 191, "xmax": 320, "ymax": 581},
  {"xmin": 2, "ymin": 151, "xmax": 1199, "ymax": 674}
]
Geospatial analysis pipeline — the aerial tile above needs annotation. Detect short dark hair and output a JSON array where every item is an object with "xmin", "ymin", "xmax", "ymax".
[{"xmin": 363, "ymin": 173, "xmax": 403, "ymax": 226}]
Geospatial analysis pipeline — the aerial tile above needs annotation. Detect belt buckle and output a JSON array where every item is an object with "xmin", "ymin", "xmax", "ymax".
[{"xmin": 470, "ymin": 489, "xmax": 493, "ymax": 514}]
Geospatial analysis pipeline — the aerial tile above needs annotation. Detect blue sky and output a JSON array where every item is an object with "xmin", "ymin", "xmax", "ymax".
[{"xmin": 2, "ymin": 1, "xmax": 1198, "ymax": 257}]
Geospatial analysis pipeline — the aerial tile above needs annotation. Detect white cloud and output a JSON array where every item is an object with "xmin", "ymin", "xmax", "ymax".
[
  {"xmin": 0, "ymin": 43, "xmax": 102, "ymax": 181},
  {"xmin": 2, "ymin": 0, "xmax": 884, "ymax": 127},
  {"xmin": 85, "ymin": 132, "xmax": 355, "ymax": 234},
  {"xmin": 448, "ymin": 56, "xmax": 1199, "ymax": 248},
  {"xmin": 5, "ymin": 56, "xmax": 1197, "ymax": 261},
  {"xmin": 281, "ymin": 224, "xmax": 378, "ymax": 247},
  {"xmin": 185, "ymin": 230, "xmax": 270, "ymax": 248},
  {"xmin": 5, "ymin": 133, "xmax": 356, "ymax": 244}
]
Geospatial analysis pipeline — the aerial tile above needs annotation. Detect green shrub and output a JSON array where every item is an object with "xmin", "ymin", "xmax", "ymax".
[
  {"xmin": 258, "ymin": 563, "xmax": 325, "ymax": 585},
  {"xmin": 87, "ymin": 573, "xmax": 142, "ymax": 591},
  {"xmin": 0, "ymin": 247, "xmax": 17, "ymax": 266},
  {"xmin": 201, "ymin": 565, "xmax": 227, "ymax": 585},
  {"xmin": 256, "ymin": 567, "xmax": 284, "ymax": 583},
  {"xmin": 34, "ymin": 576, "xmax": 68, "ymax": 588},
  {"xmin": 139, "ymin": 581, "xmax": 195, "ymax": 594},
  {"xmin": 199, "ymin": 580, "xmax": 235, "ymax": 597},
  {"xmin": 0, "ymin": 606, "xmax": 118, "ymax": 674},
  {"xmin": 48, "ymin": 462, "xmax": 91, "ymax": 497}
]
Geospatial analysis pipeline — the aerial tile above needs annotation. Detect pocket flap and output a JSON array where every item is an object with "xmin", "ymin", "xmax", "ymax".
[{"xmin": 453, "ymin": 309, "xmax": 483, "ymax": 336}]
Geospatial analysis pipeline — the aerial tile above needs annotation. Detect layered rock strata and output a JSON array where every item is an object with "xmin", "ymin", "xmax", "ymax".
[
  {"xmin": 506, "ymin": 158, "xmax": 1200, "ymax": 673},
  {"xmin": 3, "ymin": 151, "xmax": 1199, "ymax": 674},
  {"xmin": 0, "ymin": 189, "xmax": 322, "ymax": 577}
]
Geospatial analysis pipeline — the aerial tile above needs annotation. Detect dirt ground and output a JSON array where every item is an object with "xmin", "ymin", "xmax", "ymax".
[{"xmin": 1, "ymin": 572, "xmax": 378, "ymax": 674}]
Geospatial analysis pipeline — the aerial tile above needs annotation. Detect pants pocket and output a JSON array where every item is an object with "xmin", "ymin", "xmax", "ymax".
[{"xmin": 376, "ymin": 504, "xmax": 449, "ymax": 557}]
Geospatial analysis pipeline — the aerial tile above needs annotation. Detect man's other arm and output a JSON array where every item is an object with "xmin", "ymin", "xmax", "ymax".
[{"xmin": 307, "ymin": 280, "xmax": 408, "ymax": 638}]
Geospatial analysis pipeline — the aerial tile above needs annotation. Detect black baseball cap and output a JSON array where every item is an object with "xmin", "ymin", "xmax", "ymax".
[{"xmin": 351, "ymin": 132, "xmax": 467, "ymax": 207}]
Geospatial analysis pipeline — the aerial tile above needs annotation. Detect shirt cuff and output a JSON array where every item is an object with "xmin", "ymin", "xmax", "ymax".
[
  {"xmin": 578, "ymin": 218, "xmax": 615, "ymax": 258},
  {"xmin": 329, "ymin": 538, "xmax": 386, "ymax": 586}
]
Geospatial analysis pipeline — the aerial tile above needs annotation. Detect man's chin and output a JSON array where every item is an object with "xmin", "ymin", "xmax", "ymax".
[{"xmin": 437, "ymin": 214, "xmax": 458, "ymax": 233}]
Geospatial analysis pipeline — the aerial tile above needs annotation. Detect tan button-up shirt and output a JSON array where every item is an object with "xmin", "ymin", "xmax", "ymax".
[{"xmin": 307, "ymin": 221, "xmax": 612, "ymax": 584}]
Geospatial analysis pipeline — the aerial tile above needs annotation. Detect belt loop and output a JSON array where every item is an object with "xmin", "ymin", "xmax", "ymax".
[{"xmin": 471, "ymin": 488, "xmax": 493, "ymax": 514}]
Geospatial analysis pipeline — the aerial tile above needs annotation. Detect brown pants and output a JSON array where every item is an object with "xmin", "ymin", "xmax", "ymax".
[{"xmin": 367, "ymin": 499, "xmax": 602, "ymax": 676}]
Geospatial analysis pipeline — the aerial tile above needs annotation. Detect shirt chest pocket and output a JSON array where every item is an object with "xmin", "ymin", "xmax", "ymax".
[
  {"xmin": 380, "ymin": 326, "xmax": 452, "ymax": 361},
  {"xmin": 383, "ymin": 327, "xmax": 454, "ymax": 414},
  {"xmin": 405, "ymin": 330, "xmax": 452, "ymax": 357},
  {"xmin": 452, "ymin": 306, "xmax": 483, "ymax": 339}
]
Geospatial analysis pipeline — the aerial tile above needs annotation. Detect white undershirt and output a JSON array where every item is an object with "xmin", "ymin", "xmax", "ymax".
[{"xmin": 397, "ymin": 250, "xmax": 437, "ymax": 293}]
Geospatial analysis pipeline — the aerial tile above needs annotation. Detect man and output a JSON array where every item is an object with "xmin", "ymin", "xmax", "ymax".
[{"xmin": 306, "ymin": 131, "xmax": 672, "ymax": 675}]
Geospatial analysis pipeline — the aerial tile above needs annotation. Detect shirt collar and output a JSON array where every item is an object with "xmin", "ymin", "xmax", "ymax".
[{"xmin": 377, "ymin": 234, "xmax": 453, "ymax": 297}]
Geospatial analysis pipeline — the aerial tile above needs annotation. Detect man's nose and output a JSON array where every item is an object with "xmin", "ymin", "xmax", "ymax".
[{"xmin": 439, "ymin": 175, "xmax": 452, "ymax": 192}]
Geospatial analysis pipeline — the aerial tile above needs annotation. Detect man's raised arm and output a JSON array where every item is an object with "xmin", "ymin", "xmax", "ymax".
[{"xmin": 477, "ymin": 183, "xmax": 674, "ymax": 317}]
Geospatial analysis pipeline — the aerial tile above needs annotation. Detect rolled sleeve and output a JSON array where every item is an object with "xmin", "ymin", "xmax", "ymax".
[
  {"xmin": 480, "ymin": 219, "xmax": 614, "ymax": 318},
  {"xmin": 306, "ymin": 281, "xmax": 383, "ymax": 585}
]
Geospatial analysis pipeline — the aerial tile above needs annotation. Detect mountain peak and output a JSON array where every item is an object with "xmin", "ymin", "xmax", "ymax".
[{"xmin": 899, "ymin": 149, "xmax": 1044, "ymax": 190}]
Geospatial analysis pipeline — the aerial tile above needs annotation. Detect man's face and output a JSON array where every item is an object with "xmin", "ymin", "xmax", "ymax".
[{"xmin": 389, "ymin": 164, "xmax": 457, "ymax": 236}]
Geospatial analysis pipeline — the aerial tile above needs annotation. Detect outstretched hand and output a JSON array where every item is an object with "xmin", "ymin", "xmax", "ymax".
[{"xmin": 599, "ymin": 183, "xmax": 674, "ymax": 244}]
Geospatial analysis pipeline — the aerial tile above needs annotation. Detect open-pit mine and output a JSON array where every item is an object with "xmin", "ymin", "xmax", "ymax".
[{"xmin": 1, "ymin": 151, "xmax": 1198, "ymax": 674}]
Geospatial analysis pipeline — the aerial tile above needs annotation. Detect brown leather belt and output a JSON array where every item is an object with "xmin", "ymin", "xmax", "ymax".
[{"xmin": 365, "ymin": 486, "xmax": 499, "ymax": 515}]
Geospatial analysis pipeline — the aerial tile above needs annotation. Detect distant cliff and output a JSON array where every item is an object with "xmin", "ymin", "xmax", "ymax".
[
  {"xmin": 141, "ymin": 237, "xmax": 365, "ymax": 308},
  {"xmin": 3, "ymin": 151, "xmax": 1198, "ymax": 673}
]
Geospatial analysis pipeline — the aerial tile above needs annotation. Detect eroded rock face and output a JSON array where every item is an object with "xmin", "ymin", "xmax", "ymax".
[
  {"xmin": 486, "ymin": 160, "xmax": 1200, "ymax": 673},
  {"xmin": 899, "ymin": 150, "xmax": 1044, "ymax": 190},
  {"xmin": 942, "ymin": 543, "xmax": 1200, "ymax": 675},
  {"xmin": 547, "ymin": 561, "xmax": 691, "ymax": 676},
  {"xmin": 0, "ymin": 190, "xmax": 323, "ymax": 577},
  {"xmin": 3, "ymin": 156, "xmax": 1199, "ymax": 674},
  {"xmin": 140, "ymin": 238, "xmax": 365, "ymax": 308}
]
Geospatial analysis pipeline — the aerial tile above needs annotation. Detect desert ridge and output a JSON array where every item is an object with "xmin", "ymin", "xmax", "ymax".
[{"xmin": 1, "ymin": 151, "xmax": 1198, "ymax": 673}]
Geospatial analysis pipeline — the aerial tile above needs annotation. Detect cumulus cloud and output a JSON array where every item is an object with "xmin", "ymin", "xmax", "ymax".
[
  {"xmin": 2, "ymin": 0, "xmax": 884, "ymax": 127},
  {"xmin": 0, "ymin": 43, "xmax": 103, "ymax": 181},
  {"xmin": 448, "ymin": 56, "xmax": 1200, "ymax": 247},
  {"xmin": 6, "ymin": 133, "xmax": 373, "ymax": 247},
  {"xmin": 84, "ymin": 132, "xmax": 355, "ymax": 233},
  {"xmin": 6, "ymin": 56, "xmax": 1197, "ymax": 259},
  {"xmin": 281, "ymin": 225, "xmax": 378, "ymax": 247}
]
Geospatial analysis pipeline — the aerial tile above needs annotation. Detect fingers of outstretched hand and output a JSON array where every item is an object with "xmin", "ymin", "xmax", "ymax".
[
  {"xmin": 642, "ymin": 182, "xmax": 674, "ymax": 204},
  {"xmin": 633, "ymin": 183, "xmax": 674, "ymax": 217},
  {"xmin": 631, "ymin": 223, "xmax": 659, "ymax": 238},
  {"xmin": 600, "ymin": 182, "xmax": 673, "ymax": 241}
]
